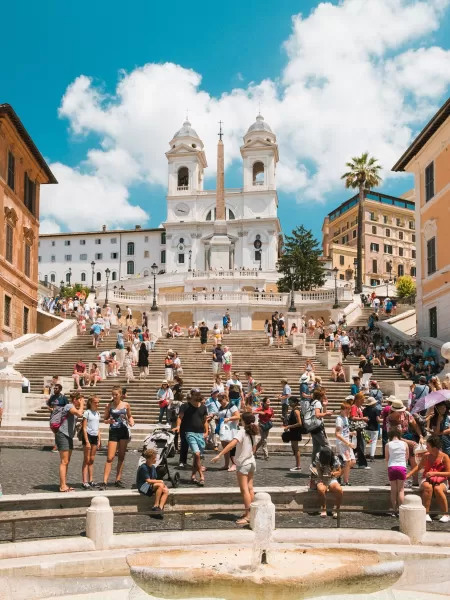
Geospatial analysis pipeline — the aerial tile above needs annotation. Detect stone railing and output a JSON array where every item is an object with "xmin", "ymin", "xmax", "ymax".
[
  {"xmin": 189, "ymin": 269, "xmax": 260, "ymax": 278},
  {"xmin": 159, "ymin": 291, "xmax": 288, "ymax": 305},
  {"xmin": 294, "ymin": 288, "xmax": 348, "ymax": 302},
  {"xmin": 112, "ymin": 291, "xmax": 150, "ymax": 302}
]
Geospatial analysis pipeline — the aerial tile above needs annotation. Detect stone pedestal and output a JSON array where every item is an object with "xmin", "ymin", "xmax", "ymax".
[
  {"xmin": 86, "ymin": 496, "xmax": 114, "ymax": 550},
  {"xmin": 399, "ymin": 495, "xmax": 426, "ymax": 544},
  {"xmin": 0, "ymin": 342, "xmax": 25, "ymax": 426},
  {"xmin": 210, "ymin": 221, "xmax": 231, "ymax": 270},
  {"xmin": 250, "ymin": 492, "xmax": 275, "ymax": 535},
  {"xmin": 147, "ymin": 311, "xmax": 163, "ymax": 337}
]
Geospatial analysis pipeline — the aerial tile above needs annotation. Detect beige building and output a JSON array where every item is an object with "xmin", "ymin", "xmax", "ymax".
[
  {"xmin": 322, "ymin": 191, "xmax": 416, "ymax": 287},
  {"xmin": 0, "ymin": 104, "xmax": 56, "ymax": 341},
  {"xmin": 393, "ymin": 97, "xmax": 450, "ymax": 341}
]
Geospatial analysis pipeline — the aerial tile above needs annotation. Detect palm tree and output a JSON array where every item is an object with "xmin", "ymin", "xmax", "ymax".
[{"xmin": 341, "ymin": 153, "xmax": 383, "ymax": 294}]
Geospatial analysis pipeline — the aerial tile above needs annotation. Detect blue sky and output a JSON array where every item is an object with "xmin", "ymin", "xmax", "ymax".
[{"xmin": 2, "ymin": 0, "xmax": 450, "ymax": 240}]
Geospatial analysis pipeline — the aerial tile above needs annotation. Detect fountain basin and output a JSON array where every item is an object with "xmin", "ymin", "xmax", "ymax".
[{"xmin": 127, "ymin": 544, "xmax": 404, "ymax": 599}]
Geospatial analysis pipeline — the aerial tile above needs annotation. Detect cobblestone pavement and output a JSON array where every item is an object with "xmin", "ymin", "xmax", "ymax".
[{"xmin": 0, "ymin": 448, "xmax": 448, "ymax": 541}]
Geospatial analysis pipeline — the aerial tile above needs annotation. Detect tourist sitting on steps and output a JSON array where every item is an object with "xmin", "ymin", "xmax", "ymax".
[
  {"xmin": 309, "ymin": 447, "xmax": 343, "ymax": 519},
  {"xmin": 331, "ymin": 362, "xmax": 346, "ymax": 383},
  {"xmin": 136, "ymin": 448, "xmax": 169, "ymax": 518}
]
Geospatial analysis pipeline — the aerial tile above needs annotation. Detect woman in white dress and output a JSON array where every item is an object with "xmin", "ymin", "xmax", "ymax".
[{"xmin": 132, "ymin": 333, "xmax": 140, "ymax": 363}]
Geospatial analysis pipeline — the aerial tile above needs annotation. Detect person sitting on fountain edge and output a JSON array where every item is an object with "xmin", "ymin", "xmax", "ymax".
[{"xmin": 136, "ymin": 448, "xmax": 169, "ymax": 517}]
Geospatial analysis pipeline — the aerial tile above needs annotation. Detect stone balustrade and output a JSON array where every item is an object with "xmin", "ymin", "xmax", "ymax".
[
  {"xmin": 188, "ymin": 269, "xmax": 261, "ymax": 278},
  {"xmin": 158, "ymin": 291, "xmax": 288, "ymax": 305}
]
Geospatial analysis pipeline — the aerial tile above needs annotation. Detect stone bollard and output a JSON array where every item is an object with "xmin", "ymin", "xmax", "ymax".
[
  {"xmin": 86, "ymin": 496, "xmax": 114, "ymax": 550},
  {"xmin": 250, "ymin": 492, "xmax": 276, "ymax": 566},
  {"xmin": 399, "ymin": 495, "xmax": 426, "ymax": 544}
]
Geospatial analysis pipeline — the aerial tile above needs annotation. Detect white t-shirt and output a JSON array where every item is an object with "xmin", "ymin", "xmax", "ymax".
[
  {"xmin": 387, "ymin": 439, "xmax": 407, "ymax": 468},
  {"xmin": 335, "ymin": 415, "xmax": 350, "ymax": 455},
  {"xmin": 83, "ymin": 409, "xmax": 100, "ymax": 436},
  {"xmin": 233, "ymin": 429, "xmax": 256, "ymax": 467},
  {"xmin": 218, "ymin": 405, "xmax": 239, "ymax": 441}
]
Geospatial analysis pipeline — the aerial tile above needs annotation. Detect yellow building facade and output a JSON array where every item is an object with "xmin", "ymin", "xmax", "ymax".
[
  {"xmin": 0, "ymin": 104, "xmax": 56, "ymax": 341},
  {"xmin": 322, "ymin": 191, "xmax": 416, "ymax": 287},
  {"xmin": 393, "ymin": 97, "xmax": 450, "ymax": 341}
]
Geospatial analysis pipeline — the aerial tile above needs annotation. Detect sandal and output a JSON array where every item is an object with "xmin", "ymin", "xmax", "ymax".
[
  {"xmin": 60, "ymin": 487, "xmax": 75, "ymax": 492},
  {"xmin": 320, "ymin": 510, "xmax": 327, "ymax": 518},
  {"xmin": 236, "ymin": 517, "xmax": 250, "ymax": 526}
]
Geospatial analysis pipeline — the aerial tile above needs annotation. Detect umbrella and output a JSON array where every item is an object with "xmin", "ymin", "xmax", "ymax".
[{"xmin": 411, "ymin": 390, "xmax": 450, "ymax": 414}]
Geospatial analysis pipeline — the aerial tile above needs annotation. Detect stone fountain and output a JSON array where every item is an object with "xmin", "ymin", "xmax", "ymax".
[{"xmin": 127, "ymin": 493, "xmax": 404, "ymax": 600}]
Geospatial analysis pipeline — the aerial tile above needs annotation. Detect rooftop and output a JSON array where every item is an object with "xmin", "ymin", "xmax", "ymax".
[
  {"xmin": 392, "ymin": 96, "xmax": 450, "ymax": 171},
  {"xmin": 328, "ymin": 191, "xmax": 415, "ymax": 222},
  {"xmin": 0, "ymin": 103, "xmax": 57, "ymax": 184},
  {"xmin": 39, "ymin": 226, "xmax": 165, "ymax": 238}
]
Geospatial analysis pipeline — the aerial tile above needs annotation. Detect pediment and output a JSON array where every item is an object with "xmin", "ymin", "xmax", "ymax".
[
  {"xmin": 166, "ymin": 145, "xmax": 208, "ymax": 167},
  {"xmin": 242, "ymin": 138, "xmax": 275, "ymax": 149}
]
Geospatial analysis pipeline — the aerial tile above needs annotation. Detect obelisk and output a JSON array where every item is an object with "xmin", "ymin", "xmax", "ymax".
[{"xmin": 209, "ymin": 121, "xmax": 231, "ymax": 269}]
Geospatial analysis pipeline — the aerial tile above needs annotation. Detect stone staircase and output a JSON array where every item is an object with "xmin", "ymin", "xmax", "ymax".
[{"xmin": 3, "ymin": 328, "xmax": 406, "ymax": 453}]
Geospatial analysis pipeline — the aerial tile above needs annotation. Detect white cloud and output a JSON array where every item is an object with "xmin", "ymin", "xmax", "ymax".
[
  {"xmin": 41, "ymin": 0, "xmax": 450, "ymax": 227},
  {"xmin": 39, "ymin": 219, "xmax": 61, "ymax": 234}
]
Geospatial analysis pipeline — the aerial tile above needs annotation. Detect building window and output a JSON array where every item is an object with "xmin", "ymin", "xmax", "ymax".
[
  {"xmin": 111, "ymin": 271, "xmax": 117, "ymax": 281},
  {"xmin": 386, "ymin": 229, "xmax": 391, "ymax": 237},
  {"xmin": 7, "ymin": 152, "xmax": 15, "ymax": 190},
  {"xmin": 338, "ymin": 274, "xmax": 344, "ymax": 280},
  {"xmin": 255, "ymin": 250, "xmax": 262, "ymax": 262},
  {"xmin": 177, "ymin": 166, "xmax": 189, "ymax": 188},
  {"xmin": 96, "ymin": 272, "xmax": 102, "ymax": 281},
  {"xmin": 369, "ymin": 212, "xmax": 375, "ymax": 221},
  {"xmin": 95, "ymin": 253, "xmax": 102, "ymax": 260},
  {"xmin": 399, "ymin": 247, "xmax": 404, "ymax": 257},
  {"xmin": 412, "ymin": 249, "xmax": 416, "ymax": 259},
  {"xmin": 161, "ymin": 250, "xmax": 166, "ymax": 263},
  {"xmin": 370, "ymin": 243, "xmax": 379, "ymax": 252},
  {"xmin": 51, "ymin": 255, "xmax": 55, "ymax": 262},
  {"xmin": 398, "ymin": 231, "xmax": 403, "ymax": 240},
  {"xmin": 4, "ymin": 295, "xmax": 11, "ymax": 327},
  {"xmin": 51, "ymin": 241, "xmax": 55, "ymax": 246},
  {"xmin": 383, "ymin": 215, "xmax": 388, "ymax": 224},
  {"xmin": 429, "ymin": 307, "xmax": 437, "ymax": 338},
  {"xmin": 81, "ymin": 272, "xmax": 86, "ymax": 282},
  {"xmin": 339, "ymin": 255, "xmax": 344, "ymax": 265},
  {"xmin": 50, "ymin": 273, "xmax": 55, "ymax": 283},
  {"xmin": 412, "ymin": 234, "xmax": 416, "ymax": 243},
  {"xmin": 80, "ymin": 254, "xmax": 87, "ymax": 260},
  {"xmin": 371, "ymin": 226, "xmax": 377, "ymax": 234},
  {"xmin": 425, "ymin": 162, "xmax": 435, "ymax": 202},
  {"xmin": 342, "ymin": 235, "xmax": 349, "ymax": 244},
  {"xmin": 352, "ymin": 229, "xmax": 356, "ymax": 239},
  {"xmin": 80, "ymin": 240, "xmax": 86, "ymax": 245},
  {"xmin": 143, "ymin": 269, "xmax": 149, "ymax": 277},
  {"xmin": 252, "ymin": 161, "xmax": 265, "ymax": 185},
  {"xmin": 410, "ymin": 266, "xmax": 416, "ymax": 277},
  {"xmin": 64, "ymin": 255, "xmax": 72, "ymax": 261},
  {"xmin": 111, "ymin": 252, "xmax": 118, "ymax": 259},
  {"xmin": 64, "ymin": 240, "xmax": 71, "ymax": 246},
  {"xmin": 24, "ymin": 173, "xmax": 36, "ymax": 214},
  {"xmin": 427, "ymin": 237, "xmax": 436, "ymax": 275},
  {"xmin": 144, "ymin": 250, "xmax": 149, "ymax": 258},
  {"xmin": 127, "ymin": 242, "xmax": 135, "ymax": 256},
  {"xmin": 396, "ymin": 218, "xmax": 401, "ymax": 227},
  {"xmin": 5, "ymin": 224, "xmax": 13, "ymax": 263},
  {"xmin": 23, "ymin": 307, "xmax": 29, "ymax": 334},
  {"xmin": 24, "ymin": 244, "xmax": 31, "ymax": 277},
  {"xmin": 161, "ymin": 232, "xmax": 166, "ymax": 245},
  {"xmin": 95, "ymin": 239, "xmax": 101, "ymax": 245},
  {"xmin": 144, "ymin": 236, "xmax": 149, "ymax": 243},
  {"xmin": 409, "ymin": 221, "xmax": 415, "ymax": 230},
  {"xmin": 178, "ymin": 253, "xmax": 185, "ymax": 264},
  {"xmin": 372, "ymin": 259, "xmax": 378, "ymax": 274},
  {"xmin": 38, "ymin": 256, "xmax": 41, "ymax": 262},
  {"xmin": 127, "ymin": 260, "xmax": 135, "ymax": 275},
  {"xmin": 65, "ymin": 272, "xmax": 71, "ymax": 283},
  {"xmin": 111, "ymin": 238, "xmax": 117, "ymax": 244},
  {"xmin": 384, "ymin": 244, "xmax": 393, "ymax": 254},
  {"xmin": 398, "ymin": 264, "xmax": 404, "ymax": 277}
]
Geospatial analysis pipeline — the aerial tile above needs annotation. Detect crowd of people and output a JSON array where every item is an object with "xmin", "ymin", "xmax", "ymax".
[{"xmin": 41, "ymin": 296, "xmax": 450, "ymax": 525}]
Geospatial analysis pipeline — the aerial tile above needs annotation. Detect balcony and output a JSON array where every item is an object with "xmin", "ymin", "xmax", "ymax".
[{"xmin": 177, "ymin": 186, "xmax": 189, "ymax": 192}]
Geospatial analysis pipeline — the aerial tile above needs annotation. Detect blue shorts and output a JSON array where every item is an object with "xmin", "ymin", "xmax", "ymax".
[{"xmin": 185, "ymin": 432, "xmax": 206, "ymax": 454}]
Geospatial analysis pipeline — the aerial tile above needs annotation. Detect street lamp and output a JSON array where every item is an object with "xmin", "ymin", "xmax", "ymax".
[
  {"xmin": 104, "ymin": 268, "xmax": 111, "ymax": 307},
  {"xmin": 188, "ymin": 249, "xmax": 192, "ymax": 272},
  {"xmin": 333, "ymin": 266, "xmax": 340, "ymax": 308},
  {"xmin": 60, "ymin": 280, "xmax": 65, "ymax": 295},
  {"xmin": 90, "ymin": 261, "xmax": 96, "ymax": 293},
  {"xmin": 289, "ymin": 265, "xmax": 296, "ymax": 312},
  {"xmin": 353, "ymin": 258, "xmax": 358, "ymax": 289},
  {"xmin": 150, "ymin": 262, "xmax": 158, "ymax": 311},
  {"xmin": 67, "ymin": 267, "xmax": 72, "ymax": 287}
]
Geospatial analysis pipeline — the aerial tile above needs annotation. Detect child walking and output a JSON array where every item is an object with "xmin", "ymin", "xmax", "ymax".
[{"xmin": 385, "ymin": 429, "xmax": 409, "ymax": 517}]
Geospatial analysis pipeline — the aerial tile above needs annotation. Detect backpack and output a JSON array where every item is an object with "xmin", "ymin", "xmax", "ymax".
[
  {"xmin": 50, "ymin": 406, "xmax": 68, "ymax": 433},
  {"xmin": 300, "ymin": 399, "xmax": 322, "ymax": 433}
]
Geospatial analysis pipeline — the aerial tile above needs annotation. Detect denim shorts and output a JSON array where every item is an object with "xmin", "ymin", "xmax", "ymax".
[{"xmin": 185, "ymin": 432, "xmax": 206, "ymax": 454}]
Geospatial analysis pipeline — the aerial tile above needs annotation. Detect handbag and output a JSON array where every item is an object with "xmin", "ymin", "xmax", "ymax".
[
  {"xmin": 282, "ymin": 430, "xmax": 291, "ymax": 443},
  {"xmin": 260, "ymin": 420, "xmax": 273, "ymax": 432},
  {"xmin": 349, "ymin": 419, "xmax": 367, "ymax": 432}
]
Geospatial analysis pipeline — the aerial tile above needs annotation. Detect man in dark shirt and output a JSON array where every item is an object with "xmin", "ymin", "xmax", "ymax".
[
  {"xmin": 199, "ymin": 321, "xmax": 209, "ymax": 354},
  {"xmin": 363, "ymin": 398, "xmax": 381, "ymax": 462},
  {"xmin": 212, "ymin": 344, "xmax": 225, "ymax": 375},
  {"xmin": 175, "ymin": 390, "xmax": 208, "ymax": 485},
  {"xmin": 47, "ymin": 384, "xmax": 68, "ymax": 411}
]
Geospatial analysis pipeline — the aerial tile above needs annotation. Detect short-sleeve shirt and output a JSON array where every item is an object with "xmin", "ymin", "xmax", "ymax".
[
  {"xmin": 363, "ymin": 405, "xmax": 380, "ymax": 431},
  {"xmin": 83, "ymin": 409, "xmax": 100, "ymax": 436},
  {"xmin": 47, "ymin": 393, "xmax": 69, "ymax": 409},
  {"xmin": 233, "ymin": 429, "xmax": 256, "ymax": 467},
  {"xmin": 199, "ymin": 326, "xmax": 209, "ymax": 341},
  {"xmin": 179, "ymin": 402, "xmax": 207, "ymax": 433},
  {"xmin": 59, "ymin": 404, "xmax": 77, "ymax": 438},
  {"xmin": 213, "ymin": 348, "xmax": 224, "ymax": 363},
  {"xmin": 282, "ymin": 384, "xmax": 291, "ymax": 405},
  {"xmin": 136, "ymin": 463, "xmax": 157, "ymax": 492},
  {"xmin": 227, "ymin": 380, "xmax": 242, "ymax": 400},
  {"xmin": 205, "ymin": 397, "xmax": 221, "ymax": 415}
]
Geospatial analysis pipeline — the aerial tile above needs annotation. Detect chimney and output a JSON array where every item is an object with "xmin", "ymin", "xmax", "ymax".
[
  {"xmin": 135, "ymin": 225, "xmax": 141, "ymax": 230},
  {"xmin": 102, "ymin": 225, "xmax": 106, "ymax": 232}
]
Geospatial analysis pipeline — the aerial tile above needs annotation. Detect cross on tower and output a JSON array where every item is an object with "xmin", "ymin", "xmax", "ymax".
[{"xmin": 218, "ymin": 120, "xmax": 224, "ymax": 141}]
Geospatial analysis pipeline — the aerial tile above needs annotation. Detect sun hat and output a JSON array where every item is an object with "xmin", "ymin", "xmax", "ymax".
[
  {"xmin": 162, "ymin": 380, "xmax": 168, "ymax": 385},
  {"xmin": 352, "ymin": 375, "xmax": 360, "ymax": 380},
  {"xmin": 300, "ymin": 374, "xmax": 309, "ymax": 381},
  {"xmin": 390, "ymin": 398, "xmax": 406, "ymax": 412},
  {"xmin": 345, "ymin": 395, "xmax": 355, "ymax": 401},
  {"xmin": 210, "ymin": 389, "xmax": 219, "ymax": 395},
  {"xmin": 365, "ymin": 397, "xmax": 377, "ymax": 407}
]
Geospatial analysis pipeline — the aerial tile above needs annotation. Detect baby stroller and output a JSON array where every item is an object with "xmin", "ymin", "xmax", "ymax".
[{"xmin": 138, "ymin": 427, "xmax": 180, "ymax": 488}]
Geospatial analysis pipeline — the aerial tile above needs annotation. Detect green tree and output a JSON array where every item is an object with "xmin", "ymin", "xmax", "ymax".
[
  {"xmin": 396, "ymin": 275, "xmax": 416, "ymax": 300},
  {"xmin": 341, "ymin": 152, "xmax": 383, "ymax": 294},
  {"xmin": 277, "ymin": 225, "xmax": 326, "ymax": 291}
]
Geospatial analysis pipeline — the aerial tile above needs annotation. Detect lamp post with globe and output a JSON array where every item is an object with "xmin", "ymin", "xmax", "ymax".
[
  {"xmin": 151, "ymin": 263, "xmax": 158, "ymax": 311},
  {"xmin": 289, "ymin": 265, "xmax": 296, "ymax": 312}
]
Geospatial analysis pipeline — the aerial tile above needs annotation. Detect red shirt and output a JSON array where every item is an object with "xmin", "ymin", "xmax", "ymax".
[
  {"xmin": 350, "ymin": 405, "xmax": 363, "ymax": 419},
  {"xmin": 256, "ymin": 407, "xmax": 274, "ymax": 424},
  {"xmin": 74, "ymin": 362, "xmax": 86, "ymax": 373}
]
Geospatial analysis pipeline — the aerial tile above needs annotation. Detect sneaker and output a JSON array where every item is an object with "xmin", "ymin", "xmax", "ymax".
[
  {"xmin": 89, "ymin": 481, "xmax": 98, "ymax": 488},
  {"xmin": 290, "ymin": 467, "xmax": 302, "ymax": 472},
  {"xmin": 178, "ymin": 463, "xmax": 185, "ymax": 468},
  {"xmin": 98, "ymin": 483, "xmax": 107, "ymax": 491},
  {"xmin": 114, "ymin": 480, "xmax": 126, "ymax": 488},
  {"xmin": 364, "ymin": 466, "xmax": 371, "ymax": 470},
  {"xmin": 426, "ymin": 514, "xmax": 432, "ymax": 522},
  {"xmin": 344, "ymin": 482, "xmax": 352, "ymax": 486},
  {"xmin": 82, "ymin": 483, "xmax": 91, "ymax": 490},
  {"xmin": 51, "ymin": 446, "xmax": 58, "ymax": 453},
  {"xmin": 439, "ymin": 515, "xmax": 450, "ymax": 523}
]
